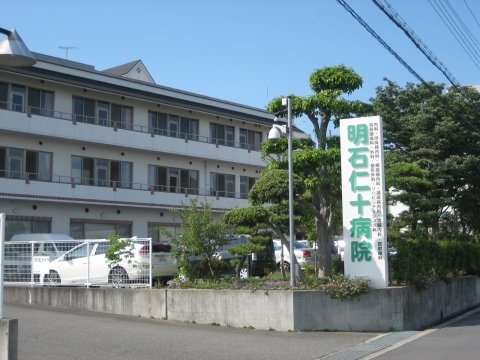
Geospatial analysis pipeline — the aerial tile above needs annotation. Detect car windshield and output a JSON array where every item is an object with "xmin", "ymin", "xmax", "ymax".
[
  {"xmin": 220, "ymin": 235, "xmax": 248, "ymax": 250},
  {"xmin": 294, "ymin": 241, "xmax": 308, "ymax": 249},
  {"xmin": 52, "ymin": 241, "xmax": 78, "ymax": 254}
]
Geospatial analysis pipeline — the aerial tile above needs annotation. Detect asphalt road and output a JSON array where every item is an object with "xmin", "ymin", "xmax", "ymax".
[
  {"xmin": 5, "ymin": 303, "xmax": 379, "ymax": 360},
  {"xmin": 7, "ymin": 303, "xmax": 480, "ymax": 360},
  {"xmin": 364, "ymin": 307, "xmax": 480, "ymax": 360}
]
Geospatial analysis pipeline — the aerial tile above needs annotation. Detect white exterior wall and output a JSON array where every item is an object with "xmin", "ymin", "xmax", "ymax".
[{"xmin": 0, "ymin": 54, "xmax": 273, "ymax": 239}]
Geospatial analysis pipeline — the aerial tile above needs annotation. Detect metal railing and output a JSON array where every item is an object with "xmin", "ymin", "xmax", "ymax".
[
  {"xmin": 0, "ymin": 170, "xmax": 251, "ymax": 200},
  {"xmin": 3, "ymin": 238, "xmax": 176, "ymax": 288},
  {"xmin": 0, "ymin": 100, "xmax": 262, "ymax": 151}
]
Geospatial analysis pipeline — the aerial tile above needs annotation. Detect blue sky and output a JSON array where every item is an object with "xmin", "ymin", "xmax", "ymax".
[{"xmin": 2, "ymin": 0, "xmax": 480, "ymax": 135}]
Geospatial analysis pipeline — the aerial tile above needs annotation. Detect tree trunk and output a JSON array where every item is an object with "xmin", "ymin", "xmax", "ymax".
[{"xmin": 316, "ymin": 210, "xmax": 333, "ymax": 277}]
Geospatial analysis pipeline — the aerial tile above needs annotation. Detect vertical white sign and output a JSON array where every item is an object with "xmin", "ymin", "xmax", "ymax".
[{"xmin": 340, "ymin": 116, "xmax": 388, "ymax": 288}]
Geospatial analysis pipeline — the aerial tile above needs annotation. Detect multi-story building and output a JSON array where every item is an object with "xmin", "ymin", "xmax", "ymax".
[{"xmin": 0, "ymin": 51, "xmax": 275, "ymax": 242}]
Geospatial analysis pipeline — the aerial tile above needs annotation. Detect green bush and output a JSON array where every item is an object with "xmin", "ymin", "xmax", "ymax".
[
  {"xmin": 166, "ymin": 270, "xmax": 369, "ymax": 299},
  {"xmin": 391, "ymin": 238, "xmax": 480, "ymax": 288}
]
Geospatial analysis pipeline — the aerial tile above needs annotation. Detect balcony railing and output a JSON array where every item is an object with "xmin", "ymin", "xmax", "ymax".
[
  {"xmin": 0, "ymin": 101, "xmax": 262, "ymax": 152},
  {"xmin": 0, "ymin": 170, "xmax": 251, "ymax": 200}
]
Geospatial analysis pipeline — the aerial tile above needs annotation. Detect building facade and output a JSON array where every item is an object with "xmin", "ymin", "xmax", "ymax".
[{"xmin": 0, "ymin": 53, "xmax": 274, "ymax": 242}]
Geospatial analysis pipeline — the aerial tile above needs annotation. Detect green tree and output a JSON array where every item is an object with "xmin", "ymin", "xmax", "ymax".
[
  {"xmin": 266, "ymin": 65, "xmax": 372, "ymax": 275},
  {"xmin": 372, "ymin": 80, "xmax": 480, "ymax": 239},
  {"xmin": 223, "ymin": 207, "xmax": 273, "ymax": 279},
  {"xmin": 169, "ymin": 198, "xmax": 232, "ymax": 279},
  {"xmin": 104, "ymin": 234, "xmax": 133, "ymax": 266}
]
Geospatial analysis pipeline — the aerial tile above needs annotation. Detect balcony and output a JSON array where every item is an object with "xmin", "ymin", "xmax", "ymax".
[
  {"xmin": 0, "ymin": 103, "xmax": 266, "ymax": 167},
  {"xmin": 0, "ymin": 172, "xmax": 249, "ymax": 211}
]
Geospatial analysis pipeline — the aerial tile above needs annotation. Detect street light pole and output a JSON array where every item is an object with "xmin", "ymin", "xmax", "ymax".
[
  {"xmin": 268, "ymin": 97, "xmax": 296, "ymax": 287},
  {"xmin": 285, "ymin": 97, "xmax": 296, "ymax": 287}
]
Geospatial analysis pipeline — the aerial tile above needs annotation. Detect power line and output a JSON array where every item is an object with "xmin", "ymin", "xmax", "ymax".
[
  {"xmin": 443, "ymin": 0, "xmax": 480, "ymax": 58},
  {"xmin": 372, "ymin": 0, "xmax": 460, "ymax": 88},
  {"xmin": 463, "ymin": 0, "xmax": 480, "ymax": 32},
  {"xmin": 338, "ymin": 0, "xmax": 480, "ymax": 134},
  {"xmin": 336, "ymin": 0, "xmax": 428, "ymax": 85},
  {"xmin": 428, "ymin": 0, "xmax": 480, "ymax": 71}
]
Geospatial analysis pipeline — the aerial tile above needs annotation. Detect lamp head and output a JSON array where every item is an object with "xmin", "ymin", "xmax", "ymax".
[
  {"xmin": 268, "ymin": 124, "xmax": 283, "ymax": 141},
  {"xmin": 268, "ymin": 127, "xmax": 281, "ymax": 141}
]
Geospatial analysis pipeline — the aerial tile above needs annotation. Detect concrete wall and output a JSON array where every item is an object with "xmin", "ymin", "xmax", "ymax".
[
  {"xmin": 292, "ymin": 276, "xmax": 480, "ymax": 331},
  {"xmin": 5, "ymin": 276, "xmax": 480, "ymax": 332},
  {"xmin": 167, "ymin": 289, "xmax": 294, "ymax": 330},
  {"xmin": 5, "ymin": 287, "xmax": 167, "ymax": 319}
]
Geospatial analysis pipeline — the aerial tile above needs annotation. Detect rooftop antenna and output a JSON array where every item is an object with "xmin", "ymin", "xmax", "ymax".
[{"xmin": 58, "ymin": 46, "xmax": 77, "ymax": 60}]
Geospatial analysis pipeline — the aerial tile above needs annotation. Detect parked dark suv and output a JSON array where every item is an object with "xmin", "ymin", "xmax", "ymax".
[{"xmin": 214, "ymin": 234, "xmax": 277, "ymax": 279}]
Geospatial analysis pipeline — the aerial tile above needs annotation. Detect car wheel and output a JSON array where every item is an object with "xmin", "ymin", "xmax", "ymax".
[
  {"xmin": 277, "ymin": 262, "xmax": 290, "ymax": 273},
  {"xmin": 239, "ymin": 267, "xmax": 249, "ymax": 279},
  {"xmin": 45, "ymin": 270, "xmax": 61, "ymax": 286},
  {"xmin": 109, "ymin": 267, "xmax": 128, "ymax": 288}
]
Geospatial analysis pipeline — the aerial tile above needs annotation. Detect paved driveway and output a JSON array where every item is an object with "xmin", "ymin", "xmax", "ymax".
[{"xmin": 5, "ymin": 303, "xmax": 379, "ymax": 360}]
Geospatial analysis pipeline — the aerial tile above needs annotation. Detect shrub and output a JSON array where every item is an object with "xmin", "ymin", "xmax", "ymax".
[{"xmin": 391, "ymin": 238, "xmax": 480, "ymax": 288}]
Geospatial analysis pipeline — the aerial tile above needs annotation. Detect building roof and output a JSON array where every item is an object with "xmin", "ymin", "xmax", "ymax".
[
  {"xmin": 103, "ymin": 60, "xmax": 156, "ymax": 84},
  {"xmin": 18, "ymin": 52, "xmax": 276, "ymax": 126}
]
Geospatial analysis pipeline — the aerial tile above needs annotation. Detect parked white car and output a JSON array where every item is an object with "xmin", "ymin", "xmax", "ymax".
[
  {"xmin": 5, "ymin": 233, "xmax": 77, "ymax": 282},
  {"xmin": 39, "ymin": 239, "xmax": 177, "ymax": 287},
  {"xmin": 273, "ymin": 239, "xmax": 317, "ymax": 271}
]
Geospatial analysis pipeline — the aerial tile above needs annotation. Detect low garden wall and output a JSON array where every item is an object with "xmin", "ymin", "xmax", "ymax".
[{"xmin": 5, "ymin": 276, "xmax": 480, "ymax": 331}]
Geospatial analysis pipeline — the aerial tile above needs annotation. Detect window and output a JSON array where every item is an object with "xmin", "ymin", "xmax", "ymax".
[
  {"xmin": 148, "ymin": 165, "xmax": 199, "ymax": 194},
  {"xmin": 7, "ymin": 148, "xmax": 23, "ymax": 179},
  {"xmin": 148, "ymin": 223, "xmax": 181, "ymax": 244},
  {"xmin": 148, "ymin": 111, "xmax": 167, "ymax": 135},
  {"xmin": 11, "ymin": 84, "xmax": 26, "ymax": 112},
  {"xmin": 240, "ymin": 176, "xmax": 257, "ymax": 199},
  {"xmin": 149, "ymin": 111, "xmax": 199, "ymax": 140},
  {"xmin": 73, "ymin": 96, "xmax": 95, "ymax": 124},
  {"xmin": 180, "ymin": 169, "xmax": 199, "ymax": 195},
  {"xmin": 70, "ymin": 220, "xmax": 132, "ymax": 239},
  {"xmin": 95, "ymin": 158, "xmax": 109, "ymax": 187},
  {"xmin": 111, "ymin": 160, "xmax": 132, "ymax": 189},
  {"xmin": 28, "ymin": 88, "xmax": 54, "ymax": 117},
  {"xmin": 97, "ymin": 101, "xmax": 109, "ymax": 126},
  {"xmin": 240, "ymin": 129, "xmax": 263, "ymax": 151},
  {"xmin": 73, "ymin": 97, "xmax": 133, "ymax": 129},
  {"xmin": 111, "ymin": 103, "xmax": 133, "ymax": 130},
  {"xmin": 168, "ymin": 115, "xmax": 179, "ymax": 138},
  {"xmin": 180, "ymin": 117, "xmax": 199, "ymax": 141},
  {"xmin": 0, "ymin": 82, "xmax": 8, "ymax": 109},
  {"xmin": 5, "ymin": 217, "xmax": 51, "ymax": 241},
  {"xmin": 210, "ymin": 123, "xmax": 235, "ymax": 147},
  {"xmin": 25, "ymin": 150, "xmax": 53, "ymax": 181},
  {"xmin": 71, "ymin": 156, "xmax": 132, "ymax": 189},
  {"xmin": 0, "ymin": 147, "xmax": 52, "ymax": 181},
  {"xmin": 210, "ymin": 172, "xmax": 235, "ymax": 198}
]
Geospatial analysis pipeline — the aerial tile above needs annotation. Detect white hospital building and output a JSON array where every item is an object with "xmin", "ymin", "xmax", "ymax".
[{"xmin": 0, "ymin": 48, "xmax": 275, "ymax": 241}]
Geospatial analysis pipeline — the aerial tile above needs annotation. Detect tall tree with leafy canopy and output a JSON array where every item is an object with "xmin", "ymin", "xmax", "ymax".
[
  {"xmin": 266, "ymin": 65, "xmax": 372, "ymax": 276},
  {"xmin": 373, "ymin": 80, "xmax": 480, "ymax": 239}
]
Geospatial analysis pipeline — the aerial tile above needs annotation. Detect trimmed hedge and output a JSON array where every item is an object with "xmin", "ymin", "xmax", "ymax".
[{"xmin": 391, "ymin": 239, "xmax": 480, "ymax": 288}]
